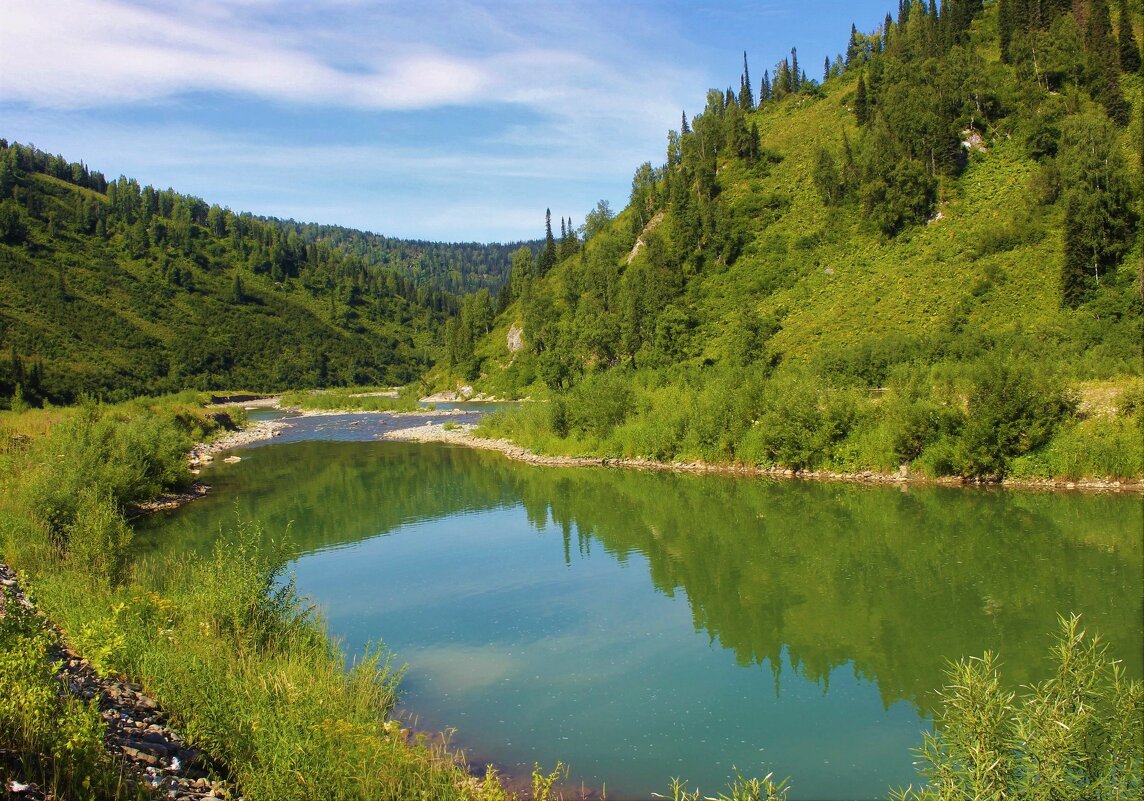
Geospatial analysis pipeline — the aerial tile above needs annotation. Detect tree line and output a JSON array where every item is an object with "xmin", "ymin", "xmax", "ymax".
[{"xmin": 0, "ymin": 140, "xmax": 463, "ymax": 404}]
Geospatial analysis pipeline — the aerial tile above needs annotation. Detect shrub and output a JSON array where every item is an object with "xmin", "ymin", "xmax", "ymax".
[
  {"xmin": 956, "ymin": 355, "xmax": 1075, "ymax": 478},
  {"xmin": 894, "ymin": 615, "xmax": 1143, "ymax": 801},
  {"xmin": 0, "ymin": 595, "xmax": 127, "ymax": 799}
]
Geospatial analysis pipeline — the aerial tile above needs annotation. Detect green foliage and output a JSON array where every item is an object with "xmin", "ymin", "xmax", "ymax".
[
  {"xmin": 663, "ymin": 773, "xmax": 789, "ymax": 801},
  {"xmin": 0, "ymin": 594, "xmax": 133, "ymax": 799},
  {"xmin": 1057, "ymin": 113, "xmax": 1138, "ymax": 306},
  {"xmin": 280, "ymin": 386, "xmax": 421, "ymax": 412},
  {"xmin": 894, "ymin": 615, "xmax": 1143, "ymax": 801},
  {"xmin": 0, "ymin": 141, "xmax": 452, "ymax": 402},
  {"xmin": 17, "ymin": 403, "xmax": 191, "ymax": 543},
  {"xmin": 465, "ymin": 0, "xmax": 1141, "ymax": 483},
  {"xmin": 956, "ymin": 354, "xmax": 1075, "ymax": 478},
  {"xmin": 0, "ymin": 401, "xmax": 512, "ymax": 801}
]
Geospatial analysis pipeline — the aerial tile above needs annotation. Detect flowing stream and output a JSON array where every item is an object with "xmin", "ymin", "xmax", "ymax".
[{"xmin": 136, "ymin": 411, "xmax": 1143, "ymax": 800}]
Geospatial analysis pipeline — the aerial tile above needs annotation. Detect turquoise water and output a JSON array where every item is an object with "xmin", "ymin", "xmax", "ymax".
[{"xmin": 138, "ymin": 415, "xmax": 1143, "ymax": 799}]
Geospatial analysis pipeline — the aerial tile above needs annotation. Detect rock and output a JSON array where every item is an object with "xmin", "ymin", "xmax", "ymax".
[
  {"xmin": 223, "ymin": 455, "xmax": 241, "ymax": 464},
  {"xmin": 123, "ymin": 746, "xmax": 162, "ymax": 766}
]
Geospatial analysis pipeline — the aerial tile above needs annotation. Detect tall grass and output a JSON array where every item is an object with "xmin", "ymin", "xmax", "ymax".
[
  {"xmin": 892, "ymin": 615, "xmax": 1143, "ymax": 801},
  {"xmin": 280, "ymin": 385, "xmax": 422, "ymax": 413},
  {"xmin": 0, "ymin": 401, "xmax": 498, "ymax": 801},
  {"xmin": 0, "ymin": 594, "xmax": 142, "ymax": 800},
  {"xmin": 478, "ymin": 354, "xmax": 1140, "ymax": 482}
]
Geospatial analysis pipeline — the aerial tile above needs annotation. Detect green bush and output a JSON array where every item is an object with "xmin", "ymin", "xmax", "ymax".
[
  {"xmin": 894, "ymin": 615, "xmax": 1143, "ymax": 801},
  {"xmin": 66, "ymin": 486, "xmax": 134, "ymax": 587},
  {"xmin": 956, "ymin": 355, "xmax": 1075, "ymax": 478},
  {"xmin": 0, "ymin": 595, "xmax": 130, "ymax": 799}
]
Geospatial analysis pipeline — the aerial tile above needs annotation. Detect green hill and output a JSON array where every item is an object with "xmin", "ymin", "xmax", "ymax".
[
  {"xmin": 453, "ymin": 0, "xmax": 1144, "ymax": 482},
  {"xmin": 269, "ymin": 220, "xmax": 539, "ymax": 297},
  {"xmin": 0, "ymin": 143, "xmax": 464, "ymax": 403}
]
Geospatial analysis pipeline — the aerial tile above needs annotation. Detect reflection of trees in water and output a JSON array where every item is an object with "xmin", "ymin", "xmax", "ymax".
[{"xmin": 140, "ymin": 441, "xmax": 1142, "ymax": 716}]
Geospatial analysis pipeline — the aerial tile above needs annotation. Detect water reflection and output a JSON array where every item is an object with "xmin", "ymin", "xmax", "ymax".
[{"xmin": 137, "ymin": 427, "xmax": 1143, "ymax": 798}]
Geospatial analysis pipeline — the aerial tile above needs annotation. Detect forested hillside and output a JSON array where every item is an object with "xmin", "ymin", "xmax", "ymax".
[
  {"xmin": 0, "ymin": 142, "xmax": 466, "ymax": 403},
  {"xmin": 269, "ymin": 221, "xmax": 538, "ymax": 296},
  {"xmin": 458, "ymin": 0, "xmax": 1144, "ymax": 481}
]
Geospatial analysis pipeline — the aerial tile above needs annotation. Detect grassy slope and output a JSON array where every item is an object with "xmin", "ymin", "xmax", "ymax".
[
  {"xmin": 0, "ymin": 173, "xmax": 436, "ymax": 400},
  {"xmin": 462, "ymin": 13, "xmax": 1143, "ymax": 479}
]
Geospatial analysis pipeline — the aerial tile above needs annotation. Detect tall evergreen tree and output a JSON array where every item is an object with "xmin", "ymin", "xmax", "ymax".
[
  {"xmin": 540, "ymin": 208, "xmax": 557, "ymax": 274},
  {"xmin": 824, "ymin": 56, "xmax": 832, "ymax": 84},
  {"xmin": 855, "ymin": 73, "xmax": 870, "ymax": 125},
  {"xmin": 681, "ymin": 111, "xmax": 691, "ymax": 135},
  {"xmin": 1086, "ymin": 0, "xmax": 1130, "ymax": 123},
  {"xmin": 1061, "ymin": 197, "xmax": 1090, "ymax": 308},
  {"xmin": 1118, "ymin": 0, "xmax": 1141, "ymax": 73},
  {"xmin": 846, "ymin": 23, "xmax": 862, "ymax": 66},
  {"xmin": 1084, "ymin": 0, "xmax": 1114, "ymax": 52},
  {"xmin": 740, "ymin": 51, "xmax": 755, "ymax": 110},
  {"xmin": 790, "ymin": 48, "xmax": 801, "ymax": 92},
  {"xmin": 999, "ymin": 0, "xmax": 1015, "ymax": 62},
  {"xmin": 760, "ymin": 69, "xmax": 772, "ymax": 103}
]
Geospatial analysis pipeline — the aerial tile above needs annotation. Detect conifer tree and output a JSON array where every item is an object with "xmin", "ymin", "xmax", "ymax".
[
  {"xmin": 1118, "ymin": 0, "xmax": 1141, "ymax": 73},
  {"xmin": 760, "ymin": 70, "xmax": 772, "ymax": 103},
  {"xmin": 1084, "ymin": 0, "xmax": 1114, "ymax": 52},
  {"xmin": 999, "ymin": 0, "xmax": 1015, "ymax": 61},
  {"xmin": 855, "ymin": 73, "xmax": 870, "ymax": 125},
  {"xmin": 790, "ymin": 48, "xmax": 800, "ymax": 92},
  {"xmin": 824, "ymin": 56, "xmax": 831, "ymax": 84},
  {"xmin": 539, "ymin": 208, "xmax": 557, "ymax": 274},
  {"xmin": 740, "ymin": 51, "xmax": 755, "ymax": 110},
  {"xmin": 681, "ymin": 111, "xmax": 691, "ymax": 135},
  {"xmin": 846, "ymin": 23, "xmax": 862, "ymax": 66},
  {"xmin": 1086, "ymin": 0, "xmax": 1130, "ymax": 123},
  {"xmin": 1061, "ymin": 198, "xmax": 1090, "ymax": 307}
]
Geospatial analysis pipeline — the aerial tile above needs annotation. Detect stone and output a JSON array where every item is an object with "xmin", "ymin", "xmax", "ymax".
[{"xmin": 123, "ymin": 746, "xmax": 161, "ymax": 766}]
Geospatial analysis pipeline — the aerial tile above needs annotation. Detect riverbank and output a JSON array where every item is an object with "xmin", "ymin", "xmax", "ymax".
[
  {"xmin": 0, "ymin": 401, "xmax": 515, "ymax": 801},
  {"xmin": 0, "ymin": 565, "xmax": 234, "ymax": 801},
  {"xmin": 384, "ymin": 422, "xmax": 1144, "ymax": 493}
]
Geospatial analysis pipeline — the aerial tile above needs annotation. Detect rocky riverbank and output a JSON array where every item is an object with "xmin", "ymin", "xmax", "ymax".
[
  {"xmin": 0, "ymin": 563, "xmax": 237, "ymax": 801},
  {"xmin": 383, "ymin": 423, "xmax": 1144, "ymax": 493}
]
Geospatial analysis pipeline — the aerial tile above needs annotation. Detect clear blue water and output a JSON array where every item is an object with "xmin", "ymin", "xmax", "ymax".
[{"xmin": 139, "ymin": 413, "xmax": 1144, "ymax": 800}]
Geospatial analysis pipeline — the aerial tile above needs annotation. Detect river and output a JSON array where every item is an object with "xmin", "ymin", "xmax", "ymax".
[{"xmin": 136, "ymin": 410, "xmax": 1144, "ymax": 800}]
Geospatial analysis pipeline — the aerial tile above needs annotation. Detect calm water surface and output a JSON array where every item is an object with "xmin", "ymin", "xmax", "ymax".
[{"xmin": 138, "ymin": 413, "xmax": 1143, "ymax": 800}]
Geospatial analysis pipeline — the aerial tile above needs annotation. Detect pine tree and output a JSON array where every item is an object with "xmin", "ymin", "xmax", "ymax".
[
  {"xmin": 824, "ymin": 56, "xmax": 831, "ymax": 84},
  {"xmin": 855, "ymin": 73, "xmax": 870, "ymax": 125},
  {"xmin": 1086, "ymin": 0, "xmax": 1130, "ymax": 123},
  {"xmin": 1085, "ymin": 0, "xmax": 1114, "ymax": 52},
  {"xmin": 540, "ymin": 208, "xmax": 557, "ymax": 274},
  {"xmin": 846, "ymin": 23, "xmax": 862, "ymax": 66},
  {"xmin": 999, "ymin": 0, "xmax": 1015, "ymax": 61},
  {"xmin": 790, "ymin": 48, "xmax": 800, "ymax": 92},
  {"xmin": 1118, "ymin": 0, "xmax": 1141, "ymax": 73},
  {"xmin": 759, "ymin": 70, "xmax": 772, "ymax": 103},
  {"xmin": 740, "ymin": 51, "xmax": 754, "ymax": 110},
  {"xmin": 1061, "ymin": 197, "xmax": 1090, "ymax": 307},
  {"xmin": 681, "ymin": 111, "xmax": 691, "ymax": 135}
]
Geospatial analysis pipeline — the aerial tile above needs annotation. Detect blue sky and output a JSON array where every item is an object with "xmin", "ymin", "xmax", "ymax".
[{"xmin": 2, "ymin": 1, "xmax": 890, "ymax": 243}]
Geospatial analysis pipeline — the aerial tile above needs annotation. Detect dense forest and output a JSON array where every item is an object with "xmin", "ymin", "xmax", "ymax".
[
  {"xmin": 0, "ymin": 142, "xmax": 532, "ymax": 404},
  {"xmin": 457, "ymin": 0, "xmax": 1143, "ymax": 481},
  {"xmin": 268, "ymin": 220, "xmax": 537, "ymax": 296}
]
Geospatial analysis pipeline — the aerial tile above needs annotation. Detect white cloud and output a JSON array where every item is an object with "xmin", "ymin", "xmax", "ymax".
[
  {"xmin": 0, "ymin": 0, "xmax": 707, "ymax": 239},
  {"xmin": 1, "ymin": 0, "xmax": 693, "ymax": 118}
]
